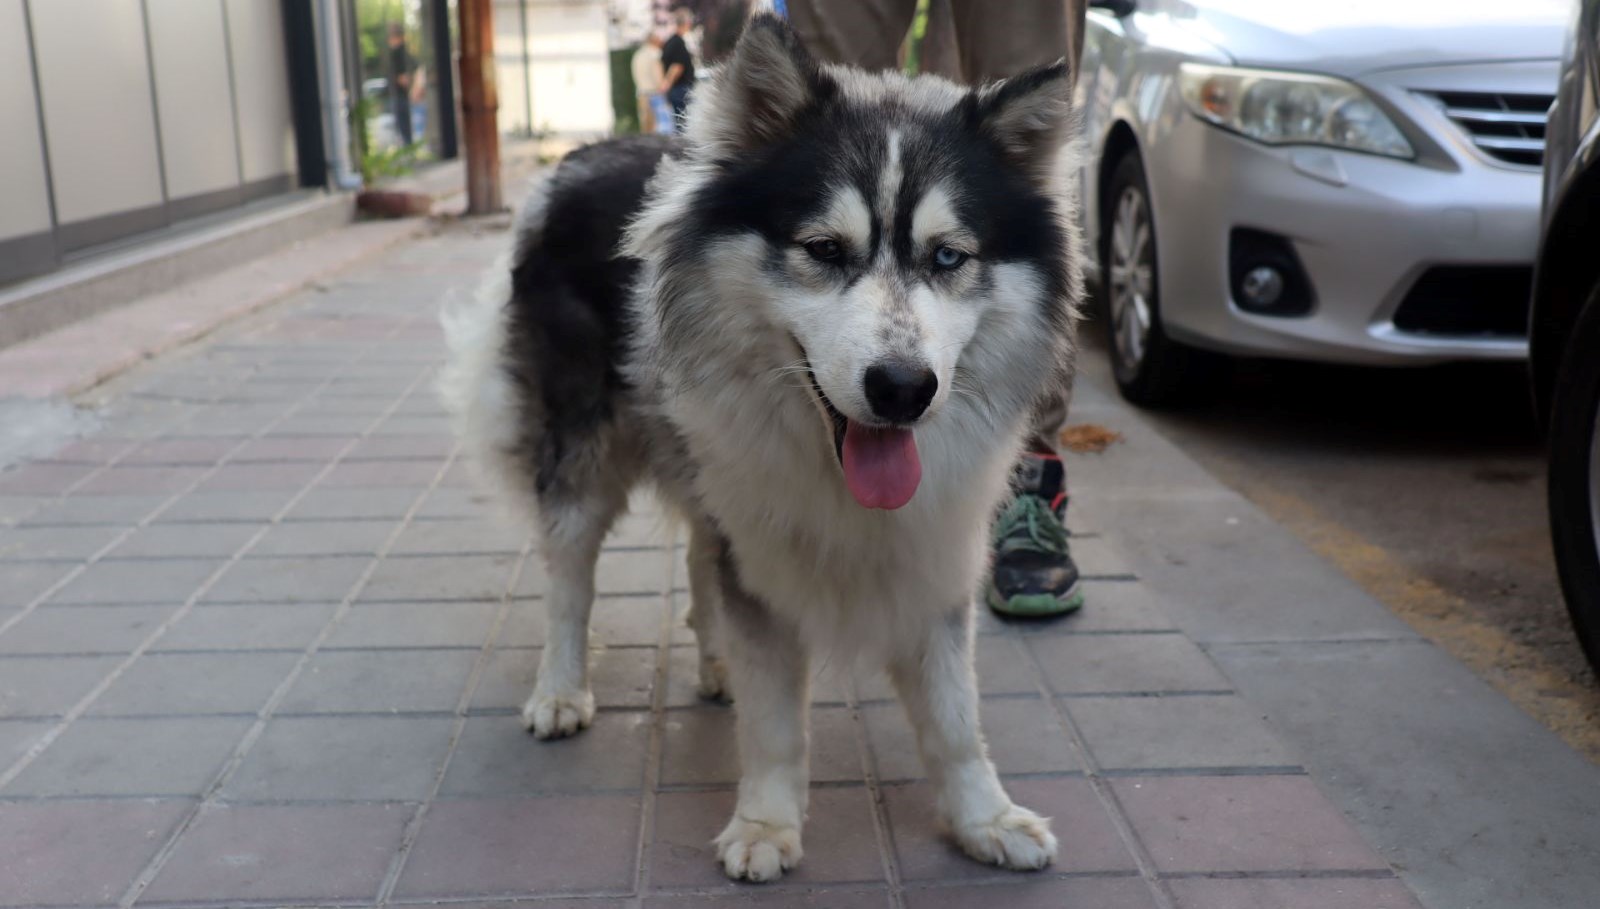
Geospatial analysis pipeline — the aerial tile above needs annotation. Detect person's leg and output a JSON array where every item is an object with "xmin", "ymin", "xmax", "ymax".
[
  {"xmin": 668, "ymin": 85, "xmax": 690, "ymax": 130},
  {"xmin": 946, "ymin": 0, "xmax": 1077, "ymax": 83},
  {"xmin": 638, "ymin": 94, "xmax": 655, "ymax": 134},
  {"xmin": 786, "ymin": 0, "xmax": 918, "ymax": 70},
  {"xmin": 395, "ymin": 96, "xmax": 414, "ymax": 145}
]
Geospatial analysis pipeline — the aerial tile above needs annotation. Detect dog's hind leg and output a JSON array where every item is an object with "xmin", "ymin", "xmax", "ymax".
[
  {"xmin": 684, "ymin": 519, "xmax": 730, "ymax": 701},
  {"xmin": 889, "ymin": 608, "xmax": 1058, "ymax": 871},
  {"xmin": 522, "ymin": 490, "xmax": 624, "ymax": 739},
  {"xmin": 712, "ymin": 549, "xmax": 810, "ymax": 882}
]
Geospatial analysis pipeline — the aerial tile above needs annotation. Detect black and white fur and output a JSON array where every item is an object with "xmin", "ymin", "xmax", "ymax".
[{"xmin": 441, "ymin": 15, "xmax": 1081, "ymax": 881}]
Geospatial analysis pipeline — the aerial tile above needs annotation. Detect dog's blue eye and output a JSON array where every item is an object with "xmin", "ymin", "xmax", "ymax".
[
  {"xmin": 933, "ymin": 246, "xmax": 967, "ymax": 270},
  {"xmin": 804, "ymin": 238, "xmax": 843, "ymax": 262}
]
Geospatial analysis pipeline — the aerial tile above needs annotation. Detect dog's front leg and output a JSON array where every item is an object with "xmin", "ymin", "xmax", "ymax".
[
  {"xmin": 712, "ymin": 552, "xmax": 809, "ymax": 882},
  {"xmin": 889, "ymin": 608, "xmax": 1058, "ymax": 871}
]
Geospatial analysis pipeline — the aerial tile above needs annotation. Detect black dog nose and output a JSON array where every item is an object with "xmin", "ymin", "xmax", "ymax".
[{"xmin": 864, "ymin": 361, "xmax": 938, "ymax": 424}]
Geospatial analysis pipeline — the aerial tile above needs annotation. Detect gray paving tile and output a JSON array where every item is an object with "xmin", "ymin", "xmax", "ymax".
[
  {"xmin": 472, "ymin": 646, "xmax": 657, "ymax": 711},
  {"xmin": 1167, "ymin": 877, "xmax": 1422, "ymax": 909},
  {"xmin": 0, "ymin": 720, "xmax": 49, "ymax": 768},
  {"xmin": 0, "ymin": 656, "xmax": 120, "ymax": 718},
  {"xmin": 250, "ymin": 519, "xmax": 398, "ymax": 557},
  {"xmin": 224, "ymin": 715, "xmax": 455, "ymax": 801},
  {"xmin": 0, "ymin": 800, "xmax": 190, "ymax": 907},
  {"xmin": 197, "ymin": 462, "xmax": 324, "ymax": 492},
  {"xmin": 1068, "ymin": 695, "xmax": 1297, "ymax": 771},
  {"xmin": 390, "ymin": 519, "xmax": 528, "ymax": 555},
  {"xmin": 361, "ymin": 555, "xmax": 518, "ymax": 602},
  {"xmin": 394, "ymin": 795, "xmax": 640, "ymax": 897},
  {"xmin": 124, "ymin": 437, "xmax": 240, "ymax": 465},
  {"xmin": 325, "ymin": 601, "xmax": 499, "ymax": 648},
  {"xmin": 20, "ymin": 494, "xmax": 167, "ymax": 526},
  {"xmin": 0, "ymin": 606, "xmax": 175, "ymax": 655},
  {"xmin": 903, "ymin": 879, "xmax": 1157, "ymax": 909},
  {"xmin": 232, "ymin": 435, "xmax": 357, "ymax": 462},
  {"xmin": 48, "ymin": 559, "xmax": 222, "ymax": 605},
  {"xmin": 650, "ymin": 787, "xmax": 886, "ymax": 888},
  {"xmin": 0, "ymin": 524, "xmax": 124, "ymax": 561},
  {"xmin": 0, "ymin": 495, "xmax": 50, "ymax": 525},
  {"xmin": 0, "ymin": 562, "xmax": 75, "ymax": 609},
  {"xmin": 414, "ymin": 486, "xmax": 492, "ymax": 520},
  {"xmin": 864, "ymin": 698, "xmax": 1078, "ymax": 781},
  {"xmin": 156, "ymin": 490, "xmax": 298, "ymax": 523},
  {"xmin": 1029, "ymin": 634, "xmax": 1232, "ymax": 694},
  {"xmin": 77, "ymin": 465, "xmax": 207, "ymax": 495},
  {"xmin": 203, "ymin": 556, "xmax": 370, "ymax": 603},
  {"xmin": 884, "ymin": 777, "xmax": 1136, "ymax": 880},
  {"xmin": 346, "ymin": 434, "xmax": 454, "ymax": 460},
  {"xmin": 91, "ymin": 652, "xmax": 298, "ymax": 716},
  {"xmin": 154, "ymin": 603, "xmax": 339, "ymax": 651},
  {"xmin": 1113, "ymin": 776, "xmax": 1390, "ymax": 873},
  {"xmin": 282, "ymin": 488, "xmax": 420, "ymax": 521},
  {"xmin": 5, "ymin": 717, "xmax": 250, "ymax": 796},
  {"xmin": 141, "ymin": 802, "xmax": 412, "ymax": 903},
  {"xmin": 105, "ymin": 523, "xmax": 261, "ymax": 559},
  {"xmin": 441, "ymin": 713, "xmax": 650, "ymax": 795},
  {"xmin": 320, "ymin": 460, "xmax": 443, "ymax": 488},
  {"xmin": 661, "ymin": 706, "xmax": 861, "ymax": 786},
  {"xmin": 977, "ymin": 580, "xmax": 1177, "ymax": 635},
  {"xmin": 281, "ymin": 649, "xmax": 476, "ymax": 713}
]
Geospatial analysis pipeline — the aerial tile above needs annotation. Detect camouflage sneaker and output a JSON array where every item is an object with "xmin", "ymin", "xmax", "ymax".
[{"xmin": 986, "ymin": 453, "xmax": 1084, "ymax": 617}]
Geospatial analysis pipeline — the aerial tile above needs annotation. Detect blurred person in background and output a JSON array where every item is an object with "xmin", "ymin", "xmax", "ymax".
[
  {"xmin": 632, "ymin": 30, "xmax": 668, "ymax": 134},
  {"xmin": 785, "ymin": 0, "xmax": 1091, "ymax": 619},
  {"xmin": 386, "ymin": 22, "xmax": 417, "ymax": 145},
  {"xmin": 661, "ymin": 8, "xmax": 699, "ymax": 128}
]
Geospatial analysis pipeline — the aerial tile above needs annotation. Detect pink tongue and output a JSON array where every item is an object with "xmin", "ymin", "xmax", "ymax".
[{"xmin": 841, "ymin": 421, "xmax": 922, "ymax": 510}]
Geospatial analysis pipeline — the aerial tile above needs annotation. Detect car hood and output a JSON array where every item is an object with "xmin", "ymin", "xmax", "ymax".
[{"xmin": 1163, "ymin": 0, "xmax": 1568, "ymax": 77}]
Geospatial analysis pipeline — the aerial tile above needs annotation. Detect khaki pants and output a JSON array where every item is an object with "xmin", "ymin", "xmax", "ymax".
[
  {"xmin": 787, "ymin": 0, "xmax": 1085, "ymax": 85},
  {"xmin": 786, "ymin": 0, "xmax": 1087, "ymax": 445}
]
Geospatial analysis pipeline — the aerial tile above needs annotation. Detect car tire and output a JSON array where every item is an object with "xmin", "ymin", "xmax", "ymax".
[
  {"xmin": 1548, "ymin": 282, "xmax": 1600, "ymax": 676},
  {"xmin": 1101, "ymin": 151, "xmax": 1223, "ymax": 407}
]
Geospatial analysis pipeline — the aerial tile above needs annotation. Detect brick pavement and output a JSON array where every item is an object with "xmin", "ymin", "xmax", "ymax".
[{"xmin": 0, "ymin": 227, "xmax": 1427, "ymax": 908}]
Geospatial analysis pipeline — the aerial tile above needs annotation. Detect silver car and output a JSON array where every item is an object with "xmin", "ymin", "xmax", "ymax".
[{"xmin": 1078, "ymin": 0, "xmax": 1568, "ymax": 405}]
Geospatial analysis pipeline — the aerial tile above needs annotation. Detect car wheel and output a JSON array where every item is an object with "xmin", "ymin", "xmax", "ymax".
[
  {"xmin": 1549, "ymin": 282, "xmax": 1600, "ymax": 676},
  {"xmin": 1102, "ymin": 152, "xmax": 1222, "ymax": 407}
]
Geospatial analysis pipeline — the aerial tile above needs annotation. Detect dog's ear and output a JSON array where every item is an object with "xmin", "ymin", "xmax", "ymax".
[
  {"xmin": 973, "ymin": 62, "xmax": 1074, "ymax": 180},
  {"xmin": 692, "ymin": 13, "xmax": 826, "ymax": 155}
]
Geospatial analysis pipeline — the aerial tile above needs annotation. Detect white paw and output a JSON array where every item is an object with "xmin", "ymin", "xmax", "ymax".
[
  {"xmin": 951, "ymin": 803, "xmax": 1058, "ymax": 871},
  {"xmin": 697, "ymin": 655, "xmax": 731, "ymax": 702},
  {"xmin": 715, "ymin": 816, "xmax": 803, "ymax": 882},
  {"xmin": 520, "ymin": 688, "xmax": 595, "ymax": 739}
]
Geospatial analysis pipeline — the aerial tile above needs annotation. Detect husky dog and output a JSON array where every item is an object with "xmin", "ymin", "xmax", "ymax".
[{"xmin": 441, "ymin": 14, "xmax": 1080, "ymax": 882}]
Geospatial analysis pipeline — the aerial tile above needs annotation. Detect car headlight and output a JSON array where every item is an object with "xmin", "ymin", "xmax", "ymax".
[{"xmin": 1178, "ymin": 63, "xmax": 1414, "ymax": 159}]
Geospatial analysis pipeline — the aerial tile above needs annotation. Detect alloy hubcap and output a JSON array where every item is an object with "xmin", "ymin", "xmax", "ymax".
[{"xmin": 1109, "ymin": 186, "xmax": 1154, "ymax": 373}]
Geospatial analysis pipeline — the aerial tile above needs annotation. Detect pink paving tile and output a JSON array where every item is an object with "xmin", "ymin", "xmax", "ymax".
[
  {"xmin": 650, "ymin": 787, "xmax": 886, "ymax": 889},
  {"xmin": 394, "ymin": 796, "xmax": 640, "ymax": 897},
  {"xmin": 0, "ymin": 800, "xmax": 189, "ymax": 906},
  {"xmin": 125, "ymin": 438, "xmax": 242, "ymax": 465},
  {"xmin": 319, "ymin": 460, "xmax": 444, "ymax": 488},
  {"xmin": 196, "ymin": 462, "xmax": 325, "ymax": 491},
  {"xmin": 1167, "ymin": 877, "xmax": 1425, "ymax": 909},
  {"xmin": 902, "ymin": 877, "xmax": 1158, "ymax": 908},
  {"xmin": 232, "ymin": 436, "xmax": 359, "ymax": 462},
  {"xmin": 1113, "ymin": 776, "xmax": 1391, "ymax": 873},
  {"xmin": 141, "ymin": 803, "xmax": 411, "ymax": 903},
  {"xmin": 884, "ymin": 777, "xmax": 1136, "ymax": 881}
]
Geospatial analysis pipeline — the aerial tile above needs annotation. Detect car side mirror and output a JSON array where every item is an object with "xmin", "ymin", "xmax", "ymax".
[{"xmin": 1089, "ymin": 0, "xmax": 1137, "ymax": 16}]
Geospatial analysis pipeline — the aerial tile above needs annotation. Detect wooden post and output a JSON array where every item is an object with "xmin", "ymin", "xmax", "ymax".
[{"xmin": 458, "ymin": 0, "xmax": 502, "ymax": 214}]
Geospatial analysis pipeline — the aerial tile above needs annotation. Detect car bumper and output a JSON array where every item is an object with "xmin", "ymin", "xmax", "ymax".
[{"xmin": 1144, "ymin": 117, "xmax": 1538, "ymax": 365}]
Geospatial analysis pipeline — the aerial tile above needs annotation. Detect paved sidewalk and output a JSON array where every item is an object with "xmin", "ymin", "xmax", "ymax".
[{"xmin": 0, "ymin": 223, "xmax": 1567, "ymax": 908}]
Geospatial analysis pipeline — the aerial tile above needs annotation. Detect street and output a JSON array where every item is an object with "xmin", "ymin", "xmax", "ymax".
[{"xmin": 1074, "ymin": 324, "xmax": 1600, "ymax": 760}]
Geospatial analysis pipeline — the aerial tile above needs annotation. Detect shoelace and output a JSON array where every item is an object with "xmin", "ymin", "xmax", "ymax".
[{"xmin": 994, "ymin": 493, "xmax": 1070, "ymax": 558}]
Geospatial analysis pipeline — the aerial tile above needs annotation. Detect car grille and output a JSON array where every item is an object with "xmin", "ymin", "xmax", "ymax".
[
  {"xmin": 1392, "ymin": 266, "xmax": 1533, "ymax": 338},
  {"xmin": 1419, "ymin": 91, "xmax": 1554, "ymax": 167}
]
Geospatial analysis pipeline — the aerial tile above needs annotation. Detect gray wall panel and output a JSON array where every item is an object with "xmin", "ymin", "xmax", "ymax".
[
  {"xmin": 225, "ymin": 0, "xmax": 296, "ymax": 184},
  {"xmin": 0, "ymin": 0, "xmax": 54, "ymax": 244},
  {"xmin": 31, "ymin": 0, "xmax": 165, "ymax": 226},
  {"xmin": 146, "ymin": 0, "xmax": 242, "ymax": 201}
]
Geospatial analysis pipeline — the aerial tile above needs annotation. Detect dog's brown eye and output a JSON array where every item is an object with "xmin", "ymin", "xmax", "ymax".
[{"xmin": 803, "ymin": 238, "xmax": 843, "ymax": 262}]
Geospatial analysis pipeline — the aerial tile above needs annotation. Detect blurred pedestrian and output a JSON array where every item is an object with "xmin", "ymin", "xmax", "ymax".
[
  {"xmin": 786, "ymin": 0, "xmax": 1092, "ymax": 619},
  {"xmin": 632, "ymin": 30, "xmax": 667, "ymax": 135},
  {"xmin": 661, "ymin": 8, "xmax": 698, "ymax": 129},
  {"xmin": 386, "ymin": 23, "xmax": 417, "ymax": 146}
]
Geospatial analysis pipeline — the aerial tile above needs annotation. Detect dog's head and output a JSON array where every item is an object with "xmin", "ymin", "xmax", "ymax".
[{"xmin": 634, "ymin": 14, "xmax": 1080, "ymax": 511}]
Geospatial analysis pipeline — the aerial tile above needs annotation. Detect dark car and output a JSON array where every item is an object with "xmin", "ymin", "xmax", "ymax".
[{"xmin": 1531, "ymin": 0, "xmax": 1600, "ymax": 673}]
